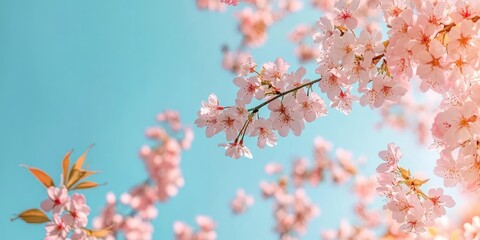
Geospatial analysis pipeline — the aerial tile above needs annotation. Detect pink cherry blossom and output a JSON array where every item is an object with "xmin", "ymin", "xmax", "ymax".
[
  {"xmin": 221, "ymin": 0, "xmax": 239, "ymax": 6},
  {"xmin": 175, "ymin": 216, "xmax": 217, "ymax": 240},
  {"xmin": 262, "ymin": 58, "xmax": 290, "ymax": 88},
  {"xmin": 333, "ymin": 0, "xmax": 359, "ymax": 29},
  {"xmin": 433, "ymin": 153, "xmax": 461, "ymax": 187},
  {"xmin": 234, "ymin": 76, "xmax": 264, "ymax": 105},
  {"xmin": 295, "ymin": 91, "xmax": 327, "ymax": 122},
  {"xmin": 415, "ymin": 39, "xmax": 447, "ymax": 92},
  {"xmin": 268, "ymin": 97, "xmax": 304, "ymax": 137},
  {"xmin": 250, "ymin": 118, "xmax": 277, "ymax": 148},
  {"xmin": 122, "ymin": 216, "xmax": 153, "ymax": 240},
  {"xmin": 45, "ymin": 215, "xmax": 70, "ymax": 240},
  {"xmin": 173, "ymin": 221, "xmax": 194, "ymax": 240},
  {"xmin": 41, "ymin": 186, "xmax": 69, "ymax": 214},
  {"xmin": 464, "ymin": 216, "xmax": 480, "ymax": 240},
  {"xmin": 330, "ymin": 88, "xmax": 358, "ymax": 115},
  {"xmin": 230, "ymin": 189, "xmax": 254, "ymax": 214},
  {"xmin": 196, "ymin": 0, "xmax": 225, "ymax": 11},
  {"xmin": 220, "ymin": 141, "xmax": 253, "ymax": 159},
  {"xmin": 265, "ymin": 162, "xmax": 283, "ymax": 175},
  {"xmin": 377, "ymin": 143, "xmax": 402, "ymax": 173},
  {"xmin": 424, "ymin": 188, "xmax": 455, "ymax": 217},
  {"xmin": 62, "ymin": 193, "xmax": 90, "ymax": 228}
]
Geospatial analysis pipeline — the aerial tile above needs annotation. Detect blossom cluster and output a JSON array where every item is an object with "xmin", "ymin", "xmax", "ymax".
[
  {"xmin": 196, "ymin": 57, "xmax": 331, "ymax": 159},
  {"xmin": 138, "ymin": 110, "xmax": 193, "ymax": 202},
  {"xmin": 291, "ymin": 137, "xmax": 360, "ymax": 185},
  {"xmin": 198, "ymin": 0, "xmax": 303, "ymax": 46},
  {"xmin": 13, "ymin": 111, "xmax": 206, "ymax": 240},
  {"xmin": 464, "ymin": 216, "xmax": 480, "ymax": 240},
  {"xmin": 230, "ymin": 189, "xmax": 255, "ymax": 214},
  {"xmin": 201, "ymin": 2, "xmax": 480, "ymax": 217},
  {"xmin": 311, "ymin": 0, "xmax": 480, "ymax": 196},
  {"xmin": 92, "ymin": 192, "xmax": 154, "ymax": 240},
  {"xmin": 254, "ymin": 137, "xmax": 368, "ymax": 239},
  {"xmin": 199, "ymin": 0, "xmax": 309, "ymax": 75},
  {"xmin": 376, "ymin": 143, "xmax": 455, "ymax": 236},
  {"xmin": 173, "ymin": 216, "xmax": 217, "ymax": 240},
  {"xmin": 260, "ymin": 178, "xmax": 319, "ymax": 240},
  {"xmin": 288, "ymin": 24, "xmax": 320, "ymax": 63},
  {"xmin": 13, "ymin": 148, "xmax": 108, "ymax": 240},
  {"xmin": 43, "ymin": 187, "xmax": 92, "ymax": 240},
  {"xmin": 91, "ymin": 111, "xmax": 195, "ymax": 239},
  {"xmin": 432, "ymin": 90, "xmax": 480, "ymax": 191}
]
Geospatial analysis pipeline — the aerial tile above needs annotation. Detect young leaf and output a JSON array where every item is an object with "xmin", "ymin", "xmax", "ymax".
[
  {"xmin": 11, "ymin": 209, "xmax": 50, "ymax": 223},
  {"xmin": 62, "ymin": 150, "xmax": 73, "ymax": 185},
  {"xmin": 72, "ymin": 181, "xmax": 100, "ymax": 190},
  {"xmin": 66, "ymin": 169, "xmax": 97, "ymax": 189},
  {"xmin": 71, "ymin": 144, "xmax": 94, "ymax": 173},
  {"xmin": 21, "ymin": 165, "xmax": 55, "ymax": 188},
  {"xmin": 84, "ymin": 225, "xmax": 114, "ymax": 237}
]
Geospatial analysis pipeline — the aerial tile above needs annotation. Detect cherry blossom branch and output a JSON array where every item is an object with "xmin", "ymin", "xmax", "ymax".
[{"xmin": 248, "ymin": 78, "xmax": 322, "ymax": 113}]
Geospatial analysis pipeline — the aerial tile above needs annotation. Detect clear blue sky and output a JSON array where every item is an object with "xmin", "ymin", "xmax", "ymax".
[{"xmin": 0, "ymin": 1, "xmax": 443, "ymax": 239}]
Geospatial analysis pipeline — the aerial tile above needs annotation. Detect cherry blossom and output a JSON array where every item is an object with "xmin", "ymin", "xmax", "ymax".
[
  {"xmin": 376, "ymin": 144, "xmax": 455, "ymax": 236},
  {"xmin": 174, "ymin": 216, "xmax": 217, "ymax": 240},
  {"xmin": 230, "ymin": 189, "xmax": 254, "ymax": 214},
  {"xmin": 377, "ymin": 143, "xmax": 402, "ymax": 173},
  {"xmin": 221, "ymin": 0, "xmax": 239, "ymax": 6},
  {"xmin": 250, "ymin": 118, "xmax": 277, "ymax": 148},
  {"xmin": 45, "ymin": 215, "xmax": 70, "ymax": 240},
  {"xmin": 220, "ymin": 141, "xmax": 253, "ymax": 159},
  {"xmin": 464, "ymin": 216, "xmax": 480, "ymax": 240},
  {"xmin": 333, "ymin": 0, "xmax": 360, "ymax": 30},
  {"xmin": 62, "ymin": 193, "xmax": 90, "ymax": 228},
  {"xmin": 41, "ymin": 186, "xmax": 69, "ymax": 214}
]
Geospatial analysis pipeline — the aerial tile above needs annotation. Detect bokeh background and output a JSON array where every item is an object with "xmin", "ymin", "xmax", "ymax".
[{"xmin": 0, "ymin": 1, "xmax": 443, "ymax": 239}]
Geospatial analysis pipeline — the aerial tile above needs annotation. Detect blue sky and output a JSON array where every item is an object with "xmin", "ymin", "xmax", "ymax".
[{"xmin": 0, "ymin": 1, "xmax": 445, "ymax": 239}]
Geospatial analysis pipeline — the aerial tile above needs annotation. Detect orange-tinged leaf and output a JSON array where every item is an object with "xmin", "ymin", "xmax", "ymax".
[
  {"xmin": 21, "ymin": 165, "xmax": 55, "ymax": 188},
  {"xmin": 72, "ymin": 144, "xmax": 94, "ymax": 172},
  {"xmin": 62, "ymin": 150, "xmax": 73, "ymax": 185},
  {"xmin": 84, "ymin": 224, "xmax": 114, "ymax": 237},
  {"xmin": 86, "ymin": 229, "xmax": 111, "ymax": 237},
  {"xmin": 412, "ymin": 178, "xmax": 430, "ymax": 186},
  {"xmin": 72, "ymin": 181, "xmax": 100, "ymax": 190},
  {"xmin": 398, "ymin": 167, "xmax": 411, "ymax": 180},
  {"xmin": 66, "ymin": 169, "xmax": 97, "ymax": 189},
  {"xmin": 11, "ymin": 208, "xmax": 50, "ymax": 223}
]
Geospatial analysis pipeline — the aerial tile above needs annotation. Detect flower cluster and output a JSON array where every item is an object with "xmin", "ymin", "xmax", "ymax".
[
  {"xmin": 14, "ymin": 111, "xmax": 199, "ymax": 240},
  {"xmin": 432, "ymin": 96, "xmax": 480, "ymax": 191},
  {"xmin": 91, "ymin": 111, "xmax": 194, "ymax": 239},
  {"xmin": 230, "ymin": 189, "xmax": 255, "ymax": 214},
  {"xmin": 376, "ymin": 143, "xmax": 455, "ymax": 236},
  {"xmin": 198, "ymin": 0, "xmax": 303, "ymax": 45},
  {"xmin": 313, "ymin": 0, "xmax": 480, "ymax": 198},
  {"xmin": 44, "ymin": 188, "xmax": 91, "ymax": 240},
  {"xmin": 13, "ymin": 149, "xmax": 109, "ymax": 240},
  {"xmin": 288, "ymin": 24, "xmax": 320, "ymax": 63},
  {"xmin": 260, "ymin": 179, "xmax": 319, "ymax": 240},
  {"xmin": 464, "ymin": 216, "xmax": 480, "ymax": 240},
  {"xmin": 92, "ymin": 192, "xmax": 154, "ymax": 240},
  {"xmin": 255, "ymin": 137, "xmax": 368, "ymax": 239},
  {"xmin": 196, "ymin": 0, "xmax": 225, "ymax": 11},
  {"xmin": 196, "ymin": 57, "xmax": 330, "ymax": 159},
  {"xmin": 291, "ymin": 137, "xmax": 360, "ymax": 186},
  {"xmin": 220, "ymin": 0, "xmax": 239, "ymax": 6},
  {"xmin": 139, "ymin": 111, "xmax": 193, "ymax": 202},
  {"xmin": 173, "ymin": 216, "xmax": 217, "ymax": 240}
]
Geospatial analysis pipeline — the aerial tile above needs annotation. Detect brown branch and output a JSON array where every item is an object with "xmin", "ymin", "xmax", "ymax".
[{"xmin": 248, "ymin": 78, "xmax": 322, "ymax": 113}]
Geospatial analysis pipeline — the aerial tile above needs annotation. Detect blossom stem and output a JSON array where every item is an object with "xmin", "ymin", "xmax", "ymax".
[{"xmin": 248, "ymin": 78, "xmax": 322, "ymax": 113}]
